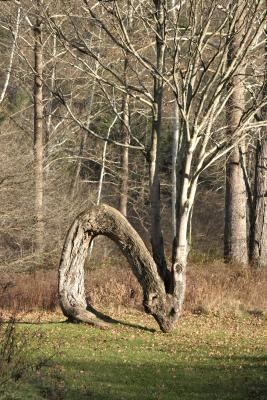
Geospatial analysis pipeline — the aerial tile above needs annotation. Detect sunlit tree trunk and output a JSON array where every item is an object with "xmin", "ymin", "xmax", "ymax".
[
  {"xmin": 172, "ymin": 138, "xmax": 197, "ymax": 317},
  {"xmin": 0, "ymin": 7, "xmax": 20, "ymax": 105},
  {"xmin": 171, "ymin": 102, "xmax": 179, "ymax": 239},
  {"xmin": 224, "ymin": 2, "xmax": 248, "ymax": 265},
  {"xmin": 224, "ymin": 146, "xmax": 248, "ymax": 265}
]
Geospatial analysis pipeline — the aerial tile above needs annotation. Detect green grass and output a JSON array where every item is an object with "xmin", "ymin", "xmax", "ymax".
[{"xmin": 2, "ymin": 310, "xmax": 267, "ymax": 400}]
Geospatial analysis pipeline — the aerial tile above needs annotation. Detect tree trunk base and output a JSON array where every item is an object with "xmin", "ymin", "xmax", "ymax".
[{"xmin": 65, "ymin": 314, "xmax": 109, "ymax": 330}]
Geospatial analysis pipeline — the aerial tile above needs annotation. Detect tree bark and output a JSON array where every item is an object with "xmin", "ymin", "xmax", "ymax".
[
  {"xmin": 172, "ymin": 212, "xmax": 189, "ymax": 320},
  {"xmin": 250, "ymin": 138, "xmax": 267, "ymax": 267},
  {"xmin": 149, "ymin": 0, "xmax": 168, "ymax": 281},
  {"xmin": 171, "ymin": 144, "xmax": 195, "ymax": 318},
  {"xmin": 59, "ymin": 204, "xmax": 178, "ymax": 332},
  {"xmin": 224, "ymin": 147, "xmax": 248, "ymax": 264},
  {"xmin": 171, "ymin": 102, "xmax": 179, "ymax": 240},
  {"xmin": 119, "ymin": 58, "xmax": 130, "ymax": 217},
  {"xmin": 33, "ymin": 1, "xmax": 45, "ymax": 254},
  {"xmin": 249, "ymin": 8, "xmax": 267, "ymax": 267},
  {"xmin": 224, "ymin": 3, "xmax": 248, "ymax": 265}
]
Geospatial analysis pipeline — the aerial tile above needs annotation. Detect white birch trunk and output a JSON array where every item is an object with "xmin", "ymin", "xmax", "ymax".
[
  {"xmin": 88, "ymin": 116, "xmax": 117, "ymax": 257},
  {"xmin": 0, "ymin": 7, "xmax": 21, "ymax": 105},
  {"xmin": 171, "ymin": 102, "xmax": 179, "ymax": 240}
]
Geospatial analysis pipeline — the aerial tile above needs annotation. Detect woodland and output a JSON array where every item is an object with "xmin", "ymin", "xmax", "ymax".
[{"xmin": 0, "ymin": 0, "xmax": 266, "ymax": 399}]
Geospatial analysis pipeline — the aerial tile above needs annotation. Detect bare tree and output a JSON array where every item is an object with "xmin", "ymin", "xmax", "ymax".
[{"xmin": 55, "ymin": 0, "xmax": 267, "ymax": 331}]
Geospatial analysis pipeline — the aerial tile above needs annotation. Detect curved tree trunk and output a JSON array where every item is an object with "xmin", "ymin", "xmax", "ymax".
[{"xmin": 59, "ymin": 204, "xmax": 179, "ymax": 332}]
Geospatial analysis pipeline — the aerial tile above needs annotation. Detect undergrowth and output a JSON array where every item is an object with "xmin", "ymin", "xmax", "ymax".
[
  {"xmin": 0, "ymin": 261, "xmax": 266, "ymax": 319},
  {"xmin": 0, "ymin": 315, "xmax": 53, "ymax": 399}
]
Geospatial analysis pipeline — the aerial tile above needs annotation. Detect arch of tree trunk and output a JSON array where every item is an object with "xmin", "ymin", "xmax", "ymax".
[{"xmin": 59, "ymin": 204, "xmax": 177, "ymax": 332}]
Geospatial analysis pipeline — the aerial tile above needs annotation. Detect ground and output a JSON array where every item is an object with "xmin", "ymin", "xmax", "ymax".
[{"xmin": 1, "ymin": 309, "xmax": 266, "ymax": 400}]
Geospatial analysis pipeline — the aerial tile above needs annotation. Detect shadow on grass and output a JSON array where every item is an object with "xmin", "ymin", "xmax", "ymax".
[
  {"xmin": 1, "ymin": 306, "xmax": 156, "ymax": 332},
  {"xmin": 85, "ymin": 304, "xmax": 156, "ymax": 333},
  {"xmin": 28, "ymin": 355, "xmax": 267, "ymax": 400},
  {"xmin": 1, "ymin": 320, "xmax": 66, "ymax": 326}
]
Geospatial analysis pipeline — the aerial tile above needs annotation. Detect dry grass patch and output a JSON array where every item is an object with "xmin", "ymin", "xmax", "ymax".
[{"xmin": 0, "ymin": 262, "xmax": 266, "ymax": 319}]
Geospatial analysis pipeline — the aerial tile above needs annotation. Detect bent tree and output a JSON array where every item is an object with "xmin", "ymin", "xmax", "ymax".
[
  {"xmin": 58, "ymin": 0, "xmax": 267, "ymax": 331},
  {"xmin": 59, "ymin": 204, "xmax": 176, "ymax": 332}
]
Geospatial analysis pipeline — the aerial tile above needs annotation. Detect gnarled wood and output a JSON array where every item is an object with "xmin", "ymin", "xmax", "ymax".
[{"xmin": 59, "ymin": 204, "xmax": 178, "ymax": 332}]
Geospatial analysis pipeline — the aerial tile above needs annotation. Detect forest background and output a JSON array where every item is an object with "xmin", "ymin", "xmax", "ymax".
[{"xmin": 0, "ymin": 0, "xmax": 266, "ymax": 319}]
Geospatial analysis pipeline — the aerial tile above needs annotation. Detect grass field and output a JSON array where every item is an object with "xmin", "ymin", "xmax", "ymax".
[{"xmin": 1, "ymin": 310, "xmax": 266, "ymax": 400}]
